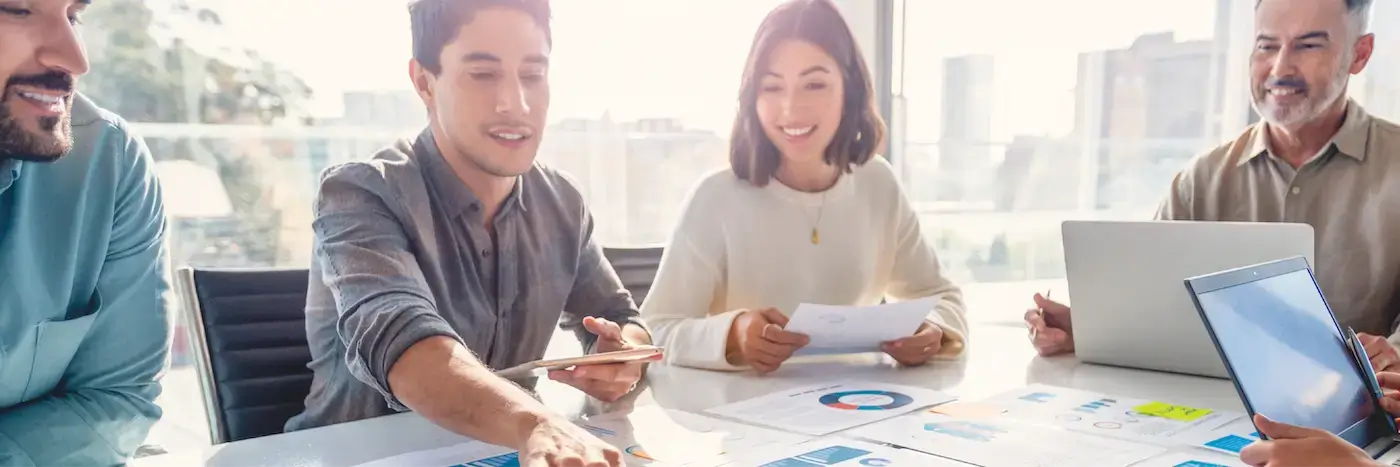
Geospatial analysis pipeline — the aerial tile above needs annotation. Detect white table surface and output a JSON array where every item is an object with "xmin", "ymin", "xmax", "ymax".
[{"xmin": 132, "ymin": 323, "xmax": 1243, "ymax": 467}]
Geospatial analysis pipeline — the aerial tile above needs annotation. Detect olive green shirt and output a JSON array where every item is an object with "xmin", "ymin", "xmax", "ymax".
[{"xmin": 1157, "ymin": 100, "xmax": 1400, "ymax": 343}]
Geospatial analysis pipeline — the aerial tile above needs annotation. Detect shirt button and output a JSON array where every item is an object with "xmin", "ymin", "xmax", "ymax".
[
  {"xmin": 481, "ymin": 249, "xmax": 491, "ymax": 257},
  {"xmin": 1291, "ymin": 186, "xmax": 1301, "ymax": 195}
]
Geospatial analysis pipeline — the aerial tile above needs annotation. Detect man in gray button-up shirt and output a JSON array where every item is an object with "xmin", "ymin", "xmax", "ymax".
[{"xmin": 286, "ymin": 1, "xmax": 648, "ymax": 465}]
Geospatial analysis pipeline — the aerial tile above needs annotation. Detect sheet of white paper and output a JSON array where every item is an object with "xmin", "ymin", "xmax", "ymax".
[
  {"xmin": 851, "ymin": 411, "xmax": 1163, "ymax": 467},
  {"xmin": 576, "ymin": 406, "xmax": 809, "ymax": 467},
  {"xmin": 714, "ymin": 437, "xmax": 964, "ymax": 467},
  {"xmin": 784, "ymin": 297, "xmax": 938, "ymax": 355},
  {"xmin": 1131, "ymin": 449, "xmax": 1249, "ymax": 467},
  {"xmin": 351, "ymin": 441, "xmax": 517, "ymax": 467},
  {"xmin": 982, "ymin": 384, "xmax": 1243, "ymax": 446},
  {"xmin": 705, "ymin": 380, "xmax": 955, "ymax": 436}
]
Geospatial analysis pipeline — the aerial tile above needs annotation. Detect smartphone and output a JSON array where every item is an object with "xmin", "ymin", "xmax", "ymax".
[{"xmin": 493, "ymin": 346, "xmax": 663, "ymax": 380}]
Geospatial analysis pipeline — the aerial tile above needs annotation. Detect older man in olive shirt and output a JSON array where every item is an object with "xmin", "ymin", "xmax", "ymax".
[{"xmin": 1027, "ymin": 0, "xmax": 1400, "ymax": 372}]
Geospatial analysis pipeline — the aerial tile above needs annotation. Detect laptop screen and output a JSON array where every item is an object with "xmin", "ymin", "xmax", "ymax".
[{"xmin": 1193, "ymin": 268, "xmax": 1374, "ymax": 436}]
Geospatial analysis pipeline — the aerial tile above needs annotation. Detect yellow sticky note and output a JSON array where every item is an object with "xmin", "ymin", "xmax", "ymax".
[{"xmin": 1133, "ymin": 401, "xmax": 1213, "ymax": 422}]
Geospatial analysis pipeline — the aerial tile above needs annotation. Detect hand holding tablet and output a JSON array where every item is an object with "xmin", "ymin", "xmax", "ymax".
[{"xmin": 493, "ymin": 347, "xmax": 664, "ymax": 380}]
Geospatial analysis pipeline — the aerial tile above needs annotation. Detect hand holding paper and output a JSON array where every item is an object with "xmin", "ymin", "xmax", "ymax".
[
  {"xmin": 882, "ymin": 321, "xmax": 944, "ymax": 366},
  {"xmin": 784, "ymin": 297, "xmax": 938, "ymax": 356}
]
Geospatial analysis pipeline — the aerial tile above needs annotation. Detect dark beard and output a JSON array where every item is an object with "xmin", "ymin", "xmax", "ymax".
[{"xmin": 0, "ymin": 71, "xmax": 76, "ymax": 163}]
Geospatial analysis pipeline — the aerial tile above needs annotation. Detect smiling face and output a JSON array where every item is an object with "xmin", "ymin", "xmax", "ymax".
[
  {"xmin": 0, "ymin": 0, "xmax": 90, "ymax": 162},
  {"xmin": 413, "ymin": 6, "xmax": 550, "ymax": 178},
  {"xmin": 755, "ymin": 39, "xmax": 845, "ymax": 168},
  {"xmin": 1250, "ymin": 0, "xmax": 1373, "ymax": 129}
]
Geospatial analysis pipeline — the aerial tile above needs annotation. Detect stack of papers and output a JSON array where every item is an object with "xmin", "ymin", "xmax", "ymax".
[{"xmin": 352, "ymin": 383, "xmax": 1245, "ymax": 467}]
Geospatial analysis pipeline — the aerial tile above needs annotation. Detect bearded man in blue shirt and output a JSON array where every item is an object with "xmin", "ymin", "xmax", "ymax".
[{"xmin": 0, "ymin": 1, "xmax": 173, "ymax": 465}]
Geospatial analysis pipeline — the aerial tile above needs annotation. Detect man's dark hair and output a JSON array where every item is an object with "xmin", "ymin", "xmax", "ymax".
[
  {"xmin": 408, "ymin": 0, "xmax": 552, "ymax": 75},
  {"xmin": 729, "ymin": 0, "xmax": 885, "ymax": 187}
]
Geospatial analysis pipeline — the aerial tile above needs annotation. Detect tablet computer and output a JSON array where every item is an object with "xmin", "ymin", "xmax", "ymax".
[
  {"xmin": 494, "ymin": 347, "xmax": 663, "ymax": 380},
  {"xmin": 1184, "ymin": 256, "xmax": 1398, "ymax": 458}
]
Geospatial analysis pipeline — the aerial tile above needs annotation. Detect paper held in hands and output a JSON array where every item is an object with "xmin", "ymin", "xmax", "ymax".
[{"xmin": 784, "ymin": 296, "xmax": 939, "ymax": 356}]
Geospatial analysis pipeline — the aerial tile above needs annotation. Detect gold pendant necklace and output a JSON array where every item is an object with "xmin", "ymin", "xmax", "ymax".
[{"xmin": 809, "ymin": 191, "xmax": 828, "ymax": 245}]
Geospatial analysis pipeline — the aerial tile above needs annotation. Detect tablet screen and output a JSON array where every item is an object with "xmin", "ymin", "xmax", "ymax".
[{"xmin": 1194, "ymin": 269, "xmax": 1374, "ymax": 435}]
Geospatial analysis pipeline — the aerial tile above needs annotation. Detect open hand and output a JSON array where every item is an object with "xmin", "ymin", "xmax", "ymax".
[
  {"xmin": 1024, "ymin": 293, "xmax": 1074, "ymax": 356},
  {"xmin": 522, "ymin": 415, "xmax": 623, "ymax": 467},
  {"xmin": 726, "ymin": 308, "xmax": 810, "ymax": 374},
  {"xmin": 548, "ymin": 317, "xmax": 657, "ymax": 402},
  {"xmin": 882, "ymin": 322, "xmax": 943, "ymax": 366}
]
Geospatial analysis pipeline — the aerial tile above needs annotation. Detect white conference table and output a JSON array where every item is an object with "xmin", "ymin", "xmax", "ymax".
[{"xmin": 132, "ymin": 323, "xmax": 1243, "ymax": 467}]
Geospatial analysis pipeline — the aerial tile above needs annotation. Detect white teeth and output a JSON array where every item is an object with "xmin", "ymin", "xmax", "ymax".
[
  {"xmin": 18, "ymin": 92, "xmax": 61, "ymax": 104},
  {"xmin": 1269, "ymin": 88, "xmax": 1301, "ymax": 96},
  {"xmin": 491, "ymin": 132, "xmax": 525, "ymax": 141},
  {"xmin": 782, "ymin": 126, "xmax": 814, "ymax": 136}
]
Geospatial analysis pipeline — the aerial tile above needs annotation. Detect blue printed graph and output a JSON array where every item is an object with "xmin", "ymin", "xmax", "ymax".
[
  {"xmin": 1204, "ymin": 434, "xmax": 1255, "ymax": 453},
  {"xmin": 818, "ymin": 391, "xmax": 915, "ymax": 411},
  {"xmin": 579, "ymin": 424, "xmax": 616, "ymax": 437},
  {"xmin": 1019, "ymin": 392, "xmax": 1056, "ymax": 403},
  {"xmin": 459, "ymin": 452, "xmax": 520, "ymax": 467},
  {"xmin": 759, "ymin": 446, "xmax": 873, "ymax": 467},
  {"xmin": 1174, "ymin": 462, "xmax": 1229, "ymax": 467},
  {"xmin": 923, "ymin": 421, "xmax": 1007, "ymax": 443}
]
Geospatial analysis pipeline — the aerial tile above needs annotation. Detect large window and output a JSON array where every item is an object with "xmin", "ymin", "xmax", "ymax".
[
  {"xmin": 890, "ymin": 0, "xmax": 1400, "ymax": 320},
  {"xmin": 77, "ymin": 0, "xmax": 1400, "ymax": 455},
  {"xmin": 82, "ymin": 0, "xmax": 788, "ymax": 453}
]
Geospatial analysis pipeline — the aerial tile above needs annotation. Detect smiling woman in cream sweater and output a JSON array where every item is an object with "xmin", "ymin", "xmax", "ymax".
[{"xmin": 640, "ymin": 0, "xmax": 968, "ymax": 373}]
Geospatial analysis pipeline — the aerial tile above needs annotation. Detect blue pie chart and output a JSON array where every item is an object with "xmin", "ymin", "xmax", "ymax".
[{"xmin": 818, "ymin": 390, "xmax": 915, "ymax": 411}]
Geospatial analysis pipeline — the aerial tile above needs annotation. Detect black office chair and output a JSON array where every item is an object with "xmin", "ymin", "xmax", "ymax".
[
  {"xmin": 176, "ymin": 267, "xmax": 312, "ymax": 444},
  {"xmin": 602, "ymin": 246, "xmax": 665, "ymax": 306}
]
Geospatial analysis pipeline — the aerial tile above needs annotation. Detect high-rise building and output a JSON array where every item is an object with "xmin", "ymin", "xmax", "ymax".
[
  {"xmin": 1074, "ymin": 32, "xmax": 1215, "ymax": 210},
  {"xmin": 937, "ymin": 54, "xmax": 996, "ymax": 203}
]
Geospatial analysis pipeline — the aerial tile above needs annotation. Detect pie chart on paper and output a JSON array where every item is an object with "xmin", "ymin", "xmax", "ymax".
[{"xmin": 819, "ymin": 390, "xmax": 916, "ymax": 411}]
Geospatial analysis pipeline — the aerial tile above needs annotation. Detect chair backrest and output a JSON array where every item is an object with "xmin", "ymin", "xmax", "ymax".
[
  {"xmin": 602, "ymin": 246, "xmax": 664, "ymax": 306},
  {"xmin": 175, "ymin": 267, "xmax": 312, "ymax": 444}
]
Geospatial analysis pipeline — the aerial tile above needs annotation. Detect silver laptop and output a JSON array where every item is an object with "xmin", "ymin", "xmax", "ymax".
[{"xmin": 1061, "ymin": 220, "xmax": 1314, "ymax": 378}]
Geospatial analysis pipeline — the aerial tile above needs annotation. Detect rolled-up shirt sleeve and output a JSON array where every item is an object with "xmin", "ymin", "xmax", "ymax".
[{"xmin": 312, "ymin": 164, "xmax": 463, "ymax": 410}]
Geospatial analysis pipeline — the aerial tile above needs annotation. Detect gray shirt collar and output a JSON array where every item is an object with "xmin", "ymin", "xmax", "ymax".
[{"xmin": 414, "ymin": 128, "xmax": 528, "ymax": 219}]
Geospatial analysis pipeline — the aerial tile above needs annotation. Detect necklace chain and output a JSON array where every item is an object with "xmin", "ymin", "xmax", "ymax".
[{"xmin": 808, "ymin": 190, "xmax": 827, "ymax": 245}]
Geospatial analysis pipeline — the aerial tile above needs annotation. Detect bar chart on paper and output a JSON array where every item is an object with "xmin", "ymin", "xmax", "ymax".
[
  {"xmin": 984, "ymin": 385, "xmax": 1242, "ymax": 446},
  {"xmin": 457, "ymin": 452, "xmax": 520, "ymax": 467},
  {"xmin": 350, "ymin": 442, "xmax": 520, "ymax": 467},
  {"xmin": 716, "ymin": 439, "xmax": 963, "ymax": 467},
  {"xmin": 851, "ymin": 411, "xmax": 1164, "ymax": 467}
]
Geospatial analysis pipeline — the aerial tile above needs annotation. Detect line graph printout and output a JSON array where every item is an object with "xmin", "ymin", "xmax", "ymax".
[
  {"xmin": 706, "ymin": 381, "xmax": 955, "ymax": 436},
  {"xmin": 983, "ymin": 384, "xmax": 1242, "ymax": 445},
  {"xmin": 851, "ymin": 411, "xmax": 1163, "ymax": 467}
]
